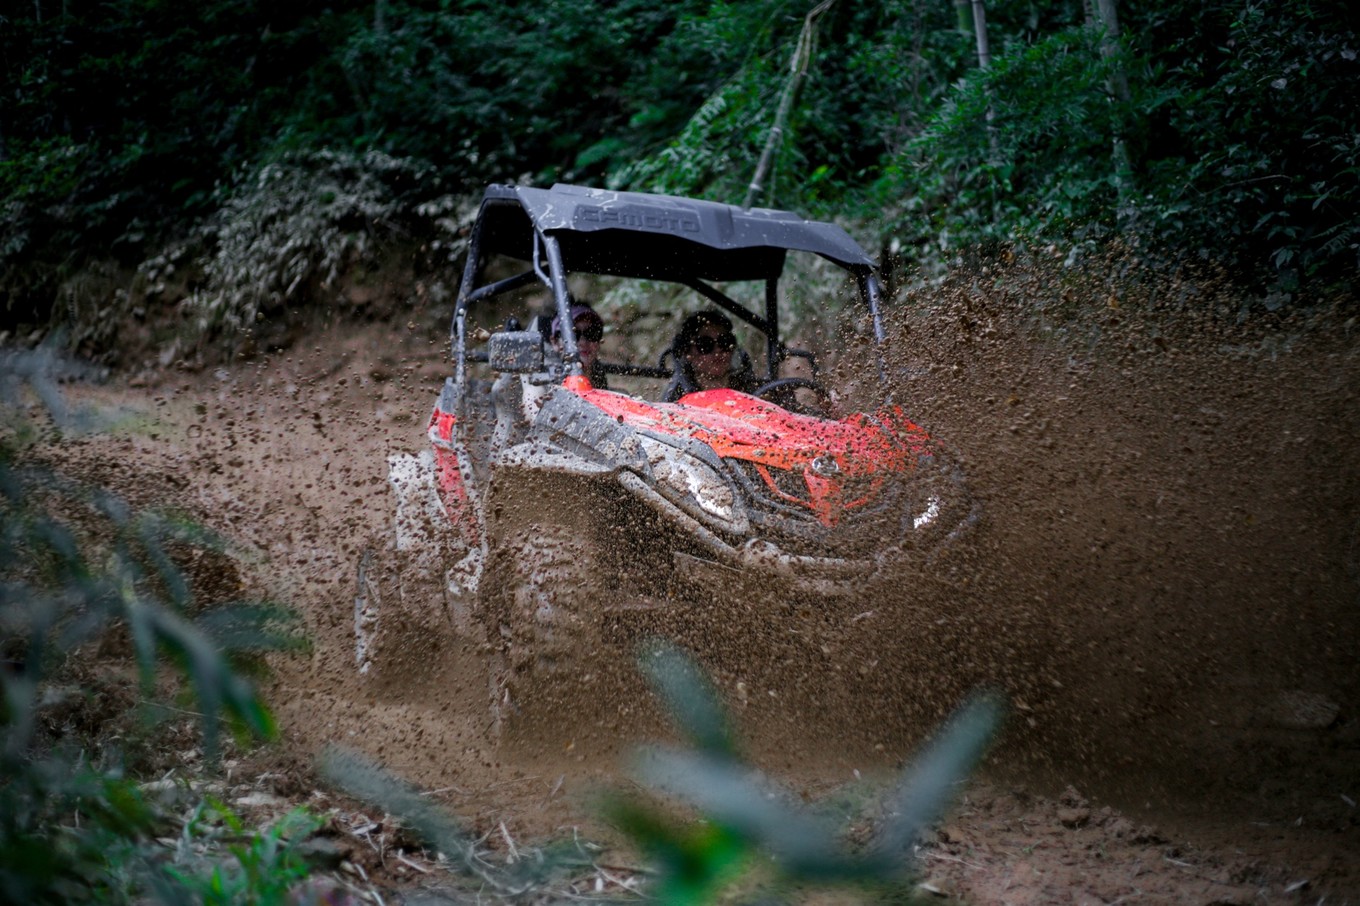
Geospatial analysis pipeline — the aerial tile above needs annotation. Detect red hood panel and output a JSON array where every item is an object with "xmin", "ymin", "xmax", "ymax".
[{"xmin": 575, "ymin": 386, "xmax": 932, "ymax": 475}]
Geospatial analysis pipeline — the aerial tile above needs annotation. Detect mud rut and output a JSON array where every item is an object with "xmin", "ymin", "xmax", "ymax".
[{"xmin": 67, "ymin": 290, "xmax": 1360, "ymax": 902}]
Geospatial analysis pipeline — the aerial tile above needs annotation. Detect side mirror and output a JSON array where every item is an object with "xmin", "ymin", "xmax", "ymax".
[{"xmin": 487, "ymin": 330, "xmax": 545, "ymax": 373}]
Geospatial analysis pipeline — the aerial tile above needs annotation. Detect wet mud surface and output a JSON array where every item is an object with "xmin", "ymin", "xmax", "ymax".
[{"xmin": 55, "ymin": 274, "xmax": 1360, "ymax": 902}]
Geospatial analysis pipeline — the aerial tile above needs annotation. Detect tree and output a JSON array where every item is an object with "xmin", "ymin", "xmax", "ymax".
[
  {"xmin": 745, "ymin": 0, "xmax": 836, "ymax": 210},
  {"xmin": 1088, "ymin": 0, "xmax": 1138, "ymax": 231}
]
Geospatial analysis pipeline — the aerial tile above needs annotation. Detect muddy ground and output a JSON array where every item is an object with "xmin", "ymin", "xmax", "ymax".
[{"xmin": 52, "ymin": 263, "xmax": 1360, "ymax": 904}]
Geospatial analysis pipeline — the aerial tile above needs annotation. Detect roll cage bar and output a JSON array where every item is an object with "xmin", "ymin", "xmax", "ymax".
[{"xmin": 451, "ymin": 183, "xmax": 887, "ymax": 393}]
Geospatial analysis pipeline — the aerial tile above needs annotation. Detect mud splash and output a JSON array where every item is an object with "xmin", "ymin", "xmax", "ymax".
[
  {"xmin": 48, "ymin": 261, "xmax": 1360, "ymax": 900},
  {"xmin": 857, "ymin": 261, "xmax": 1360, "ymax": 827}
]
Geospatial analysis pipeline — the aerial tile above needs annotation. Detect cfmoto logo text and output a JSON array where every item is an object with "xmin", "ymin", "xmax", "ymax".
[{"xmin": 579, "ymin": 205, "xmax": 700, "ymax": 233}]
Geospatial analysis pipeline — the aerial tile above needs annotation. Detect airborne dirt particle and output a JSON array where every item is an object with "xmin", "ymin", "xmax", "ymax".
[{"xmin": 50, "ymin": 259, "xmax": 1360, "ymax": 901}]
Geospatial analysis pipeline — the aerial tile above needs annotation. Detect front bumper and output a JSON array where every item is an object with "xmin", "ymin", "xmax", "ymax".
[{"xmin": 617, "ymin": 470, "xmax": 976, "ymax": 597}]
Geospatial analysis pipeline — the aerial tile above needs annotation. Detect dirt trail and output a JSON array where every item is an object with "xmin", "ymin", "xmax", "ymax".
[{"xmin": 63, "ymin": 280, "xmax": 1360, "ymax": 902}]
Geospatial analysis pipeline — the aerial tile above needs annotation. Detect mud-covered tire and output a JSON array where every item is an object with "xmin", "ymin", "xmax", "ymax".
[
  {"xmin": 354, "ymin": 536, "xmax": 457, "ymax": 687},
  {"xmin": 485, "ymin": 524, "xmax": 603, "ymax": 733},
  {"xmin": 355, "ymin": 449, "xmax": 483, "ymax": 686}
]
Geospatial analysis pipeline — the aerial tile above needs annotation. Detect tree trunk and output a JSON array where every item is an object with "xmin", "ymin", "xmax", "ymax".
[
  {"xmin": 971, "ymin": 0, "xmax": 991, "ymax": 70},
  {"xmin": 953, "ymin": 0, "xmax": 972, "ymax": 33},
  {"xmin": 970, "ymin": 0, "xmax": 1000, "ymax": 223},
  {"xmin": 1090, "ymin": 0, "xmax": 1137, "ymax": 231},
  {"xmin": 744, "ymin": 0, "xmax": 835, "ymax": 210},
  {"xmin": 1093, "ymin": 0, "xmax": 1130, "ymax": 103}
]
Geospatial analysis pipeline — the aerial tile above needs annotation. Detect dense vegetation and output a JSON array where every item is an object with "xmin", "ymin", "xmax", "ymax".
[
  {"xmin": 2, "ymin": 0, "xmax": 1356, "ymax": 353},
  {"xmin": 0, "ymin": 350, "xmax": 309, "ymax": 902},
  {"xmin": 1, "ymin": 2, "xmax": 1355, "ymax": 898}
]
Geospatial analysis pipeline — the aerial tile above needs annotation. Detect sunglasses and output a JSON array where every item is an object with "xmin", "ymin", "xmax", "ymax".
[
  {"xmin": 557, "ymin": 321, "xmax": 603, "ymax": 343},
  {"xmin": 691, "ymin": 334, "xmax": 736, "ymax": 354}
]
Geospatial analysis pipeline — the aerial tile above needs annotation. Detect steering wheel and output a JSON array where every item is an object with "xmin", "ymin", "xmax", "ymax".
[
  {"xmin": 753, "ymin": 377, "xmax": 828, "ymax": 399},
  {"xmin": 752, "ymin": 377, "xmax": 834, "ymax": 416}
]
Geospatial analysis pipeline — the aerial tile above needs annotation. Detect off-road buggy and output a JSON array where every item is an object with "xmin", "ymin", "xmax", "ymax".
[{"xmin": 356, "ymin": 183, "xmax": 973, "ymax": 724}]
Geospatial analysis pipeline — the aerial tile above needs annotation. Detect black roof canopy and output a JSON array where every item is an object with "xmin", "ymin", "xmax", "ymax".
[{"xmin": 476, "ymin": 183, "xmax": 876, "ymax": 283}]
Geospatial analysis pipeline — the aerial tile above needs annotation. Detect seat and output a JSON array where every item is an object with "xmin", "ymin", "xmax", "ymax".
[
  {"xmin": 659, "ymin": 345, "xmax": 756, "ymax": 402},
  {"xmin": 659, "ymin": 347, "xmax": 695, "ymax": 403}
]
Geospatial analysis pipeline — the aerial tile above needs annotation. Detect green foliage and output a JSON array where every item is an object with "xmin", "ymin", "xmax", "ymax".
[
  {"xmin": 877, "ymin": 22, "xmax": 1138, "ymax": 276},
  {"xmin": 612, "ymin": 68, "xmax": 777, "ymax": 204},
  {"xmin": 609, "ymin": 0, "xmax": 789, "ymax": 201},
  {"xmin": 322, "ymin": 639, "xmax": 1002, "ymax": 904},
  {"xmin": 0, "ymin": 0, "xmax": 347, "ymax": 335},
  {"xmin": 789, "ymin": 1, "xmax": 975, "ymax": 211},
  {"xmin": 1, "ymin": 0, "xmax": 758, "ymax": 350},
  {"xmin": 188, "ymin": 149, "xmax": 453, "ymax": 338},
  {"xmin": 0, "ymin": 347, "xmax": 305, "ymax": 902},
  {"xmin": 296, "ymin": 0, "xmax": 712, "ymax": 184},
  {"xmin": 0, "ymin": 1, "xmax": 317, "ymax": 253},
  {"xmin": 3, "ymin": 0, "xmax": 1356, "ymax": 351},
  {"xmin": 0, "ymin": 0, "xmax": 725, "ymax": 251},
  {"xmin": 159, "ymin": 800, "xmax": 322, "ymax": 905},
  {"xmin": 609, "ymin": 641, "xmax": 1003, "ymax": 903},
  {"xmin": 0, "ymin": 754, "xmax": 160, "ymax": 904},
  {"xmin": 882, "ymin": 0, "xmax": 1359, "ymax": 293},
  {"xmin": 1135, "ymin": 1, "xmax": 1360, "ymax": 291}
]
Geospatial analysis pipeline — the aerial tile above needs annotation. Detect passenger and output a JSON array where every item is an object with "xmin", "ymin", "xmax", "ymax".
[
  {"xmin": 664, "ymin": 310, "xmax": 758, "ymax": 402},
  {"xmin": 514, "ymin": 301, "xmax": 609, "ymax": 426},
  {"xmin": 551, "ymin": 301, "xmax": 608, "ymax": 389}
]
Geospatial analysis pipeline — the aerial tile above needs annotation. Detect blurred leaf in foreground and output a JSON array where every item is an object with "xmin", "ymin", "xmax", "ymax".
[
  {"xmin": 315, "ymin": 642, "xmax": 1003, "ymax": 904},
  {"xmin": 620, "ymin": 639, "xmax": 1005, "ymax": 902},
  {"xmin": 1, "ymin": 346, "xmax": 300, "ymax": 902}
]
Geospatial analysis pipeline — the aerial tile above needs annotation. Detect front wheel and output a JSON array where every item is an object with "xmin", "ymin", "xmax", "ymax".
[
  {"xmin": 484, "ymin": 524, "xmax": 605, "ymax": 739},
  {"xmin": 354, "ymin": 452, "xmax": 479, "ymax": 686},
  {"xmin": 354, "ymin": 535, "xmax": 459, "ymax": 687}
]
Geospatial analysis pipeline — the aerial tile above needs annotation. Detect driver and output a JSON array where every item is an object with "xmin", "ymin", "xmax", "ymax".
[
  {"xmin": 517, "ymin": 301, "xmax": 609, "ymax": 424},
  {"xmin": 663, "ymin": 311, "xmax": 757, "ymax": 402},
  {"xmin": 551, "ymin": 301, "xmax": 608, "ymax": 389}
]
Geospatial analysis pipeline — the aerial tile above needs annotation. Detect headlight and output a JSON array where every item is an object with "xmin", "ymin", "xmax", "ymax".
[
  {"xmin": 636, "ymin": 436, "xmax": 738, "ymax": 524},
  {"xmin": 913, "ymin": 495, "xmax": 942, "ymax": 530}
]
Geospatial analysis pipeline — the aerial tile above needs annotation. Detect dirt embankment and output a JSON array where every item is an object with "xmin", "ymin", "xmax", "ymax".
[{"xmin": 49, "ymin": 262, "xmax": 1360, "ymax": 902}]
